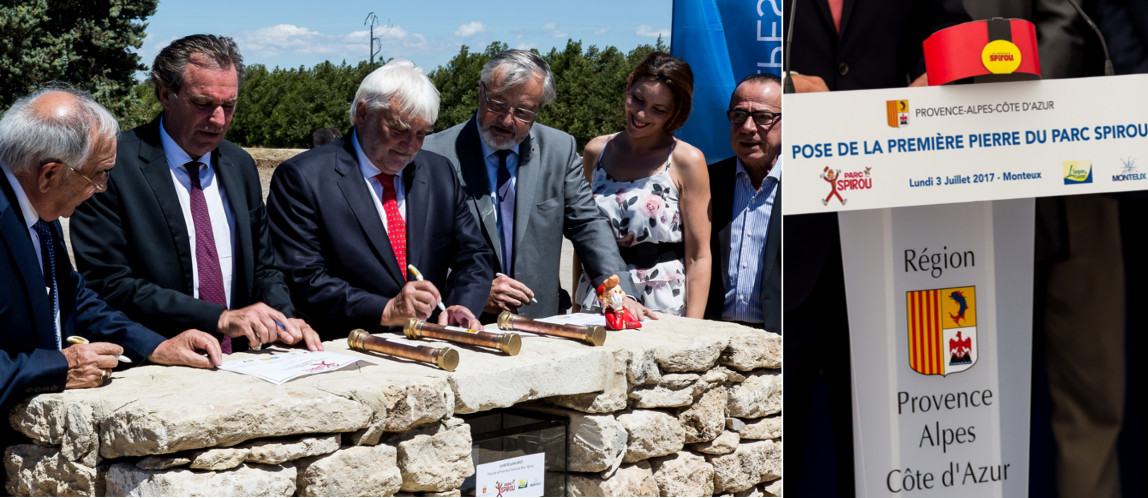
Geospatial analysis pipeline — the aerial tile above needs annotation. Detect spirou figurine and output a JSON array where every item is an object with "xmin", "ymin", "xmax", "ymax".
[{"xmin": 596, "ymin": 274, "xmax": 642, "ymax": 330}]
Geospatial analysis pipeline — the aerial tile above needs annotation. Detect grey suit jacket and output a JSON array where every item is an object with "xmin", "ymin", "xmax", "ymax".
[{"xmin": 423, "ymin": 117, "xmax": 634, "ymax": 318}]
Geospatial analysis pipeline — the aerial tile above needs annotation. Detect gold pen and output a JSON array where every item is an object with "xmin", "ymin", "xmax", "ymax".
[
  {"xmin": 66, "ymin": 336, "xmax": 132, "ymax": 363},
  {"xmin": 407, "ymin": 264, "xmax": 448, "ymax": 312}
]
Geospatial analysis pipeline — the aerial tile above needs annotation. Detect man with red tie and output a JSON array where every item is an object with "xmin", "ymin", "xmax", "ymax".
[
  {"xmin": 266, "ymin": 59, "xmax": 494, "ymax": 338},
  {"xmin": 70, "ymin": 34, "xmax": 321, "ymax": 353}
]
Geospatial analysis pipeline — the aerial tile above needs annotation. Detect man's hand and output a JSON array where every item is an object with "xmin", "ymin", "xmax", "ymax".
[
  {"xmin": 218, "ymin": 302, "xmax": 290, "ymax": 348},
  {"xmin": 62, "ymin": 342, "xmax": 123, "ymax": 389},
  {"xmin": 381, "ymin": 280, "xmax": 442, "ymax": 326},
  {"xmin": 792, "ymin": 73, "xmax": 830, "ymax": 93},
  {"xmin": 484, "ymin": 274, "xmax": 535, "ymax": 314},
  {"xmin": 622, "ymin": 297, "xmax": 658, "ymax": 321},
  {"xmin": 909, "ymin": 73, "xmax": 929, "ymax": 87},
  {"xmin": 148, "ymin": 330, "xmax": 222, "ymax": 368},
  {"xmin": 276, "ymin": 318, "xmax": 324, "ymax": 351},
  {"xmin": 437, "ymin": 305, "xmax": 482, "ymax": 330}
]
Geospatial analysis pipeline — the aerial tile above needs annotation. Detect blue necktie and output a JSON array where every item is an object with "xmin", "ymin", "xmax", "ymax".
[
  {"xmin": 33, "ymin": 220, "xmax": 62, "ymax": 350},
  {"xmin": 495, "ymin": 150, "xmax": 514, "ymax": 273}
]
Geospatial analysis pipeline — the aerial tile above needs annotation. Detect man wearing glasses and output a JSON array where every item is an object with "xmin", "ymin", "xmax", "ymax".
[
  {"xmin": 70, "ymin": 34, "xmax": 321, "ymax": 353},
  {"xmin": 704, "ymin": 74, "xmax": 782, "ymax": 332},
  {"xmin": 424, "ymin": 49, "xmax": 650, "ymax": 320}
]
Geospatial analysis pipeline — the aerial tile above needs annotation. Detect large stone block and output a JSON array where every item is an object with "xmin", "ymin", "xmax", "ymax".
[
  {"xmin": 189, "ymin": 447, "xmax": 249, "ymax": 470},
  {"xmin": 650, "ymin": 452, "xmax": 715, "ymax": 497},
  {"xmin": 764, "ymin": 479, "xmax": 783, "ymax": 497},
  {"xmin": 654, "ymin": 335, "xmax": 726, "ymax": 373},
  {"xmin": 390, "ymin": 419, "xmax": 473, "ymax": 492},
  {"xmin": 568, "ymin": 462, "xmax": 659, "ymax": 497},
  {"xmin": 727, "ymin": 371, "xmax": 781, "ymax": 419},
  {"xmin": 617, "ymin": 410, "xmax": 685, "ymax": 463},
  {"xmin": 720, "ymin": 332, "xmax": 781, "ymax": 371},
  {"xmin": 382, "ymin": 380, "xmax": 455, "ymax": 433},
  {"xmin": 629, "ymin": 384, "xmax": 693, "ymax": 409},
  {"xmin": 691, "ymin": 431, "xmax": 740, "ymax": 456},
  {"xmin": 10, "ymin": 395, "xmax": 102, "ymax": 466},
  {"xmin": 709, "ymin": 440, "xmax": 781, "ymax": 494},
  {"xmin": 98, "ymin": 382, "xmax": 371, "ymax": 458},
  {"xmin": 4, "ymin": 444, "xmax": 98, "ymax": 497},
  {"xmin": 738, "ymin": 417, "xmax": 781, "ymax": 441},
  {"xmin": 105, "ymin": 462, "xmax": 297, "ymax": 496},
  {"xmin": 296, "ymin": 444, "xmax": 402, "ymax": 497},
  {"xmin": 678, "ymin": 386, "xmax": 727, "ymax": 443},
  {"xmin": 566, "ymin": 413, "xmax": 628, "ymax": 474},
  {"xmin": 627, "ymin": 348, "xmax": 661, "ymax": 386},
  {"xmin": 242, "ymin": 434, "xmax": 341, "ymax": 464},
  {"xmin": 549, "ymin": 349, "xmax": 630, "ymax": 413}
]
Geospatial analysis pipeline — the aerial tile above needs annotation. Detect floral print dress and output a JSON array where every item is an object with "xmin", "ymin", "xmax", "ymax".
[{"xmin": 576, "ymin": 138, "xmax": 686, "ymax": 315}]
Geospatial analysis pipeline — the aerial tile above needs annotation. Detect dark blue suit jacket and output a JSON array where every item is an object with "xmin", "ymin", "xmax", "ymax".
[
  {"xmin": 1, "ymin": 173, "xmax": 164, "ymax": 437},
  {"xmin": 266, "ymin": 135, "xmax": 494, "ymax": 338}
]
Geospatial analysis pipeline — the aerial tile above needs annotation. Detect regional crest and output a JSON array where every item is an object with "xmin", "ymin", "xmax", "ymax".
[{"xmin": 906, "ymin": 286, "xmax": 977, "ymax": 376}]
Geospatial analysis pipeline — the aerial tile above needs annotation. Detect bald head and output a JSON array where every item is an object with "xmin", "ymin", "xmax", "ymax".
[{"xmin": 0, "ymin": 86, "xmax": 118, "ymax": 220}]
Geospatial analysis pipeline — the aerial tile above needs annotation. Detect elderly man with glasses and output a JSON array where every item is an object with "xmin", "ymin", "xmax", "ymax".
[
  {"xmin": 70, "ymin": 34, "xmax": 321, "ymax": 353},
  {"xmin": 0, "ymin": 87, "xmax": 225, "ymax": 483},
  {"xmin": 704, "ymin": 73, "xmax": 782, "ymax": 332},
  {"xmin": 423, "ymin": 49, "xmax": 651, "ymax": 321}
]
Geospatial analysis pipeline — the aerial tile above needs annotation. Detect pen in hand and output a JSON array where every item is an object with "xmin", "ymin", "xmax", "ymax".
[
  {"xmin": 407, "ymin": 264, "xmax": 448, "ymax": 312},
  {"xmin": 496, "ymin": 272, "xmax": 539, "ymax": 304},
  {"xmin": 66, "ymin": 336, "xmax": 132, "ymax": 364}
]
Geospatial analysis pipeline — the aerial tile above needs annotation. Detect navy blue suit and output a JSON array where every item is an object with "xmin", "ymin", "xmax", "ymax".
[
  {"xmin": 266, "ymin": 135, "xmax": 494, "ymax": 338},
  {"xmin": 0, "ymin": 173, "xmax": 164, "ymax": 451}
]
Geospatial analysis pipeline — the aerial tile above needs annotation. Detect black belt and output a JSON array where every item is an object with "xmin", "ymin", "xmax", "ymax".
[{"xmin": 618, "ymin": 242, "xmax": 685, "ymax": 268}]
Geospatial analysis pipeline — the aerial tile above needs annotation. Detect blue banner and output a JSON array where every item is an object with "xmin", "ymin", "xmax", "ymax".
[{"xmin": 672, "ymin": 0, "xmax": 783, "ymax": 162}]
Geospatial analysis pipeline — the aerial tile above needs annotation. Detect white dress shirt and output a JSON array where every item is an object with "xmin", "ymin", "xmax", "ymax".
[{"xmin": 159, "ymin": 118, "xmax": 236, "ymax": 307}]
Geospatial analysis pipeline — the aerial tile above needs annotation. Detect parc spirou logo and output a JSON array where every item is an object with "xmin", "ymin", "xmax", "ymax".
[
  {"xmin": 821, "ymin": 166, "xmax": 872, "ymax": 206},
  {"xmin": 906, "ymin": 286, "xmax": 978, "ymax": 376}
]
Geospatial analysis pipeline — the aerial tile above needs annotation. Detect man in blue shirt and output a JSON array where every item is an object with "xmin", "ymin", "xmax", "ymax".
[{"xmin": 704, "ymin": 73, "xmax": 781, "ymax": 332}]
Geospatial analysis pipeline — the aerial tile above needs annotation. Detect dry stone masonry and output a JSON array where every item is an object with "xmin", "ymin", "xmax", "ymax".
[{"xmin": 4, "ymin": 316, "xmax": 780, "ymax": 496}]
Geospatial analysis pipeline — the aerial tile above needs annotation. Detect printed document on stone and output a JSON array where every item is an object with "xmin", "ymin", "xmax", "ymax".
[{"xmin": 219, "ymin": 350, "xmax": 367, "ymax": 384}]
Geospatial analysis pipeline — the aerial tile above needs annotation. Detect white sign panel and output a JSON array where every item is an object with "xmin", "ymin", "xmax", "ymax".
[
  {"xmin": 840, "ymin": 200, "xmax": 1033, "ymax": 497},
  {"xmin": 475, "ymin": 452, "xmax": 545, "ymax": 497},
  {"xmin": 782, "ymin": 74, "xmax": 1148, "ymax": 214}
]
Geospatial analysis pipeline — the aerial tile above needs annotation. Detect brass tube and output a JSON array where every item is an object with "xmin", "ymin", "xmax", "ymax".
[
  {"xmin": 403, "ymin": 319, "xmax": 521, "ymax": 355},
  {"xmin": 347, "ymin": 329, "xmax": 459, "ymax": 371},
  {"xmin": 496, "ymin": 311, "xmax": 607, "ymax": 346}
]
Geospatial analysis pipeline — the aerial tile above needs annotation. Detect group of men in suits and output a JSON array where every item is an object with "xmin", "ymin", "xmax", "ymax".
[{"xmin": 1, "ymin": 34, "xmax": 780, "ymax": 465}]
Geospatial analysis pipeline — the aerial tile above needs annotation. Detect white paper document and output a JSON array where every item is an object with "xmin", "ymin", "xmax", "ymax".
[
  {"xmin": 219, "ymin": 350, "xmax": 366, "ymax": 384},
  {"xmin": 535, "ymin": 313, "xmax": 606, "ymax": 327}
]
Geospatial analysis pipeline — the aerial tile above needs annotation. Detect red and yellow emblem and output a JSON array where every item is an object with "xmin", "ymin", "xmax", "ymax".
[{"xmin": 907, "ymin": 286, "xmax": 978, "ymax": 376}]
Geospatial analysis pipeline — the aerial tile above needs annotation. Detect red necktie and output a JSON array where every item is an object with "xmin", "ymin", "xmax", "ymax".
[
  {"xmin": 828, "ymin": 0, "xmax": 843, "ymax": 33},
  {"xmin": 377, "ymin": 173, "xmax": 407, "ymax": 280},
  {"xmin": 187, "ymin": 161, "xmax": 231, "ymax": 354}
]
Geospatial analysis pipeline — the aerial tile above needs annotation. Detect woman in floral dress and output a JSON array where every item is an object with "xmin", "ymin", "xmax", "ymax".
[{"xmin": 573, "ymin": 52, "xmax": 711, "ymax": 317}]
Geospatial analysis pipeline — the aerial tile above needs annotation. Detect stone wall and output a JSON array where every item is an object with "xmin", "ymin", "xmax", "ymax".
[{"xmin": 4, "ymin": 316, "xmax": 780, "ymax": 496}]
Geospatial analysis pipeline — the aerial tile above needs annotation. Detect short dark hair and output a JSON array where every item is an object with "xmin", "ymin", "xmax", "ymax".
[
  {"xmin": 150, "ymin": 34, "xmax": 245, "ymax": 101},
  {"xmin": 312, "ymin": 127, "xmax": 342, "ymax": 148},
  {"xmin": 627, "ymin": 52, "xmax": 695, "ymax": 132}
]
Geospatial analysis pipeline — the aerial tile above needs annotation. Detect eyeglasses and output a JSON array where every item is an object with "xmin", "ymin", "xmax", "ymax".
[
  {"xmin": 43, "ymin": 159, "xmax": 107, "ymax": 193},
  {"xmin": 480, "ymin": 82, "xmax": 538, "ymax": 123},
  {"xmin": 727, "ymin": 110, "xmax": 781, "ymax": 127}
]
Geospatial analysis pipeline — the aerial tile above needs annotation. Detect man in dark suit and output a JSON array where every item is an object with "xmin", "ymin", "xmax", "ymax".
[
  {"xmin": 0, "ymin": 88, "xmax": 222, "ymax": 481},
  {"xmin": 704, "ymin": 74, "xmax": 781, "ymax": 332},
  {"xmin": 422, "ymin": 50, "xmax": 651, "ymax": 320},
  {"xmin": 266, "ymin": 59, "xmax": 493, "ymax": 338},
  {"xmin": 784, "ymin": 2, "xmax": 969, "ymax": 496},
  {"xmin": 70, "ymin": 34, "xmax": 319, "ymax": 353}
]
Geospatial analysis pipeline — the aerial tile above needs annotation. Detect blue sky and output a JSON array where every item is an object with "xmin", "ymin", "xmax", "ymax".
[{"xmin": 138, "ymin": 0, "xmax": 673, "ymax": 74}]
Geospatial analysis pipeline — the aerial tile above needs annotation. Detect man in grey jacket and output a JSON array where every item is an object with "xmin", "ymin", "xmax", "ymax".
[{"xmin": 423, "ymin": 50, "xmax": 651, "ymax": 321}]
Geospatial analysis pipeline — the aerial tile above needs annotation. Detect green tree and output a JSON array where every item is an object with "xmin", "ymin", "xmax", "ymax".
[{"xmin": 0, "ymin": 0, "xmax": 156, "ymax": 124}]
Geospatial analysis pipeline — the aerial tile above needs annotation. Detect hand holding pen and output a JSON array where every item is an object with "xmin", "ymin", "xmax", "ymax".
[{"xmin": 485, "ymin": 272, "xmax": 537, "ymax": 314}]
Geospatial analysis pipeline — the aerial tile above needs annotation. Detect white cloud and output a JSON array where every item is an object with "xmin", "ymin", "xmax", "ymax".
[
  {"xmin": 454, "ymin": 21, "xmax": 486, "ymax": 38},
  {"xmin": 515, "ymin": 42, "xmax": 537, "ymax": 51},
  {"xmin": 543, "ymin": 22, "xmax": 557, "ymax": 30},
  {"xmin": 636, "ymin": 25, "xmax": 670, "ymax": 38},
  {"xmin": 227, "ymin": 23, "xmax": 436, "ymax": 66},
  {"xmin": 594, "ymin": 27, "xmax": 611, "ymax": 35}
]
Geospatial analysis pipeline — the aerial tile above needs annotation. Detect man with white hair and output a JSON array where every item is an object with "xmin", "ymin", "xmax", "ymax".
[
  {"xmin": 0, "ymin": 87, "xmax": 223, "ymax": 480},
  {"xmin": 267, "ymin": 59, "xmax": 494, "ymax": 338}
]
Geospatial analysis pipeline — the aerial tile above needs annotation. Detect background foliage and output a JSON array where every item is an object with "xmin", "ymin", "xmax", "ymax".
[{"xmin": 1, "ymin": 3, "xmax": 666, "ymax": 151}]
